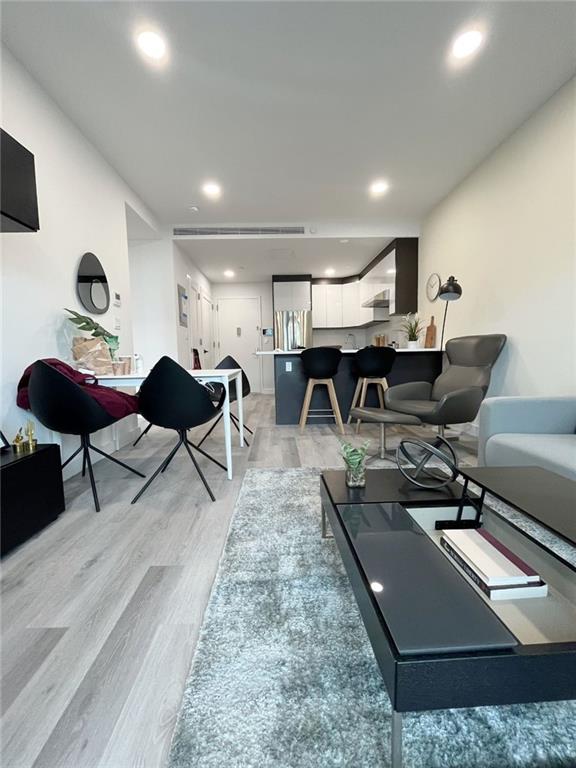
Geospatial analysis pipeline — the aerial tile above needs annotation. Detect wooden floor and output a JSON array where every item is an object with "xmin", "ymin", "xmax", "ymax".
[{"xmin": 0, "ymin": 394, "xmax": 477, "ymax": 768}]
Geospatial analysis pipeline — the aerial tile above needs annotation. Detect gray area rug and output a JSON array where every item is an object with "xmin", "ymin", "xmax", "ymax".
[{"xmin": 168, "ymin": 468, "xmax": 576, "ymax": 768}]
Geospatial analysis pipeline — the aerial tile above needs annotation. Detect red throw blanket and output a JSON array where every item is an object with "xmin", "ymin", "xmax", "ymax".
[{"xmin": 17, "ymin": 359, "xmax": 140, "ymax": 420}]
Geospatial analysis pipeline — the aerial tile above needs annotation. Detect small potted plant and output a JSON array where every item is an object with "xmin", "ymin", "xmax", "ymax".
[
  {"xmin": 401, "ymin": 313, "xmax": 424, "ymax": 350},
  {"xmin": 340, "ymin": 440, "xmax": 369, "ymax": 488}
]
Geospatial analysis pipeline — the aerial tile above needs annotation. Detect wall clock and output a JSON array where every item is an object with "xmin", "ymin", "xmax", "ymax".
[{"xmin": 426, "ymin": 272, "xmax": 441, "ymax": 302}]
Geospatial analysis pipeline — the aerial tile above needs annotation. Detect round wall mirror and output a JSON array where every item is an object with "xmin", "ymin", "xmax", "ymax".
[{"xmin": 77, "ymin": 252, "xmax": 110, "ymax": 314}]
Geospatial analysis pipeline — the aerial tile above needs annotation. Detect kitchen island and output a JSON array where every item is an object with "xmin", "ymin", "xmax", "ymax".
[{"xmin": 257, "ymin": 349, "xmax": 443, "ymax": 425}]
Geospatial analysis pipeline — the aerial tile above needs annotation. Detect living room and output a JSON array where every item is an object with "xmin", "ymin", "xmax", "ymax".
[{"xmin": 1, "ymin": 2, "xmax": 575, "ymax": 767}]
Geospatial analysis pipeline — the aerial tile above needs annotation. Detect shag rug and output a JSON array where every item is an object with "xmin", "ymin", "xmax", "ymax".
[{"xmin": 168, "ymin": 468, "xmax": 576, "ymax": 768}]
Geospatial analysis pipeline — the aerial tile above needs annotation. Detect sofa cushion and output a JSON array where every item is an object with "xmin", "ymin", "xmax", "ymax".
[{"xmin": 485, "ymin": 433, "xmax": 576, "ymax": 482}]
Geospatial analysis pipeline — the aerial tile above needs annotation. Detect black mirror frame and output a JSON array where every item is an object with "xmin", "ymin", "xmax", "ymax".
[{"xmin": 76, "ymin": 252, "xmax": 110, "ymax": 315}]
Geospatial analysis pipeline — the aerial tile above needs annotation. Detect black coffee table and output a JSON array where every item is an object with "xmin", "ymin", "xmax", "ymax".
[{"xmin": 320, "ymin": 467, "xmax": 576, "ymax": 768}]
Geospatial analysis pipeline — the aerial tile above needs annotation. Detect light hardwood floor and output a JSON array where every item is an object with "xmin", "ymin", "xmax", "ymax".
[{"xmin": 0, "ymin": 394, "xmax": 477, "ymax": 768}]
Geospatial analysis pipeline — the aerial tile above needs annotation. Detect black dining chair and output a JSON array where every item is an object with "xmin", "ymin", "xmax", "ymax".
[
  {"xmin": 299, "ymin": 347, "xmax": 344, "ymax": 434},
  {"xmin": 27, "ymin": 360, "xmax": 145, "ymax": 512},
  {"xmin": 197, "ymin": 354, "xmax": 252, "ymax": 447},
  {"xmin": 131, "ymin": 356, "xmax": 227, "ymax": 504}
]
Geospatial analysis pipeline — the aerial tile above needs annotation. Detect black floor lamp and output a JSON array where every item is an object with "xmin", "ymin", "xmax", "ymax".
[{"xmin": 439, "ymin": 276, "xmax": 462, "ymax": 349}]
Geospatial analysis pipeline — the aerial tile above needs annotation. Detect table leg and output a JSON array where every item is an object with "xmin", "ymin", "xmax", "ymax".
[
  {"xmin": 391, "ymin": 710, "xmax": 403, "ymax": 768},
  {"xmin": 235, "ymin": 372, "xmax": 245, "ymax": 447},
  {"xmin": 222, "ymin": 379, "xmax": 233, "ymax": 480}
]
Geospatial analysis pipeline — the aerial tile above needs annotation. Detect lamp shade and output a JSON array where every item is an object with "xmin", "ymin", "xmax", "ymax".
[{"xmin": 439, "ymin": 275, "xmax": 462, "ymax": 302}]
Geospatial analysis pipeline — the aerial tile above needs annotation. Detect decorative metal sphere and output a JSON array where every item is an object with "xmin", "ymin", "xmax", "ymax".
[{"xmin": 396, "ymin": 436, "xmax": 459, "ymax": 489}]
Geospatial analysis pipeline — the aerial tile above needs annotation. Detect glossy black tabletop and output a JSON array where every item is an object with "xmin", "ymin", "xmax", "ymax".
[
  {"xmin": 322, "ymin": 468, "xmax": 471, "ymax": 507},
  {"xmin": 460, "ymin": 467, "xmax": 576, "ymax": 546},
  {"xmin": 337, "ymin": 502, "xmax": 517, "ymax": 656}
]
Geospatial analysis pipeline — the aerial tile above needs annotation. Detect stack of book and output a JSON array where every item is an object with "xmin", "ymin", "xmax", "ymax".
[{"xmin": 440, "ymin": 528, "xmax": 548, "ymax": 601}]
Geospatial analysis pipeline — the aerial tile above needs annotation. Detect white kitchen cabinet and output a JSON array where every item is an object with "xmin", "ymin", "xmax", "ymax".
[
  {"xmin": 325, "ymin": 283, "xmax": 343, "ymax": 327},
  {"xmin": 273, "ymin": 280, "xmax": 311, "ymax": 311},
  {"xmin": 341, "ymin": 281, "xmax": 373, "ymax": 327},
  {"xmin": 291, "ymin": 280, "xmax": 312, "ymax": 311},
  {"xmin": 312, "ymin": 283, "xmax": 327, "ymax": 327},
  {"xmin": 342, "ymin": 281, "xmax": 359, "ymax": 327},
  {"xmin": 273, "ymin": 282, "xmax": 292, "ymax": 311}
]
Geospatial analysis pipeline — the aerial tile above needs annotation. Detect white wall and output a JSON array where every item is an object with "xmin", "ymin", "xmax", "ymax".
[
  {"xmin": 312, "ymin": 328, "xmax": 368, "ymax": 349},
  {"xmin": 128, "ymin": 240, "xmax": 212, "ymax": 371},
  {"xmin": 0, "ymin": 47, "xmax": 157, "ymax": 464},
  {"xmin": 128, "ymin": 238, "xmax": 177, "ymax": 369},
  {"xmin": 211, "ymin": 281, "xmax": 274, "ymax": 392},
  {"xmin": 419, "ymin": 77, "xmax": 576, "ymax": 397}
]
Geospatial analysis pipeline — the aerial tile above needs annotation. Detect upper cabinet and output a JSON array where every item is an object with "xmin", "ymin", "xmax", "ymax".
[
  {"xmin": 360, "ymin": 238, "xmax": 418, "ymax": 316},
  {"xmin": 273, "ymin": 279, "xmax": 311, "ymax": 311},
  {"xmin": 311, "ymin": 238, "xmax": 419, "ymax": 329}
]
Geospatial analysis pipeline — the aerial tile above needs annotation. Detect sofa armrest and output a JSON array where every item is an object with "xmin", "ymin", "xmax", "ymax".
[
  {"xmin": 385, "ymin": 381, "xmax": 432, "ymax": 407},
  {"xmin": 478, "ymin": 396, "xmax": 576, "ymax": 465}
]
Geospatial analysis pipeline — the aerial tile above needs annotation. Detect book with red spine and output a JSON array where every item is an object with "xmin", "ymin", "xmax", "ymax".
[{"xmin": 441, "ymin": 528, "xmax": 540, "ymax": 586}]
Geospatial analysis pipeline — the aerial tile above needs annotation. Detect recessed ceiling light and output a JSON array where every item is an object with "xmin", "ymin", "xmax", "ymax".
[
  {"xmin": 369, "ymin": 179, "xmax": 390, "ymax": 198},
  {"xmin": 202, "ymin": 181, "xmax": 222, "ymax": 200},
  {"xmin": 339, "ymin": 239, "xmax": 349, "ymax": 244},
  {"xmin": 136, "ymin": 30, "xmax": 167, "ymax": 62},
  {"xmin": 188, "ymin": 205, "xmax": 199, "ymax": 213},
  {"xmin": 451, "ymin": 29, "xmax": 484, "ymax": 60},
  {"xmin": 224, "ymin": 269, "xmax": 235, "ymax": 278},
  {"xmin": 370, "ymin": 581, "xmax": 384, "ymax": 593},
  {"xmin": 325, "ymin": 268, "xmax": 336, "ymax": 276}
]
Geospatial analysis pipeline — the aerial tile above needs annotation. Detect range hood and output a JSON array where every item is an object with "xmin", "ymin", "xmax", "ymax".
[{"xmin": 362, "ymin": 290, "xmax": 390, "ymax": 309}]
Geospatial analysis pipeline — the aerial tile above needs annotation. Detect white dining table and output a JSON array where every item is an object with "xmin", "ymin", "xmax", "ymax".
[{"xmin": 97, "ymin": 368, "xmax": 244, "ymax": 480}]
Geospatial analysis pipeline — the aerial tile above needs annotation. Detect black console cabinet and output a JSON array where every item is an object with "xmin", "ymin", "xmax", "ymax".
[{"xmin": 1, "ymin": 444, "xmax": 65, "ymax": 556}]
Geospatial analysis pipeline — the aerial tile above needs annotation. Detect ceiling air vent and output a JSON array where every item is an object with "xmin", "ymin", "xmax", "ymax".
[{"xmin": 173, "ymin": 225, "xmax": 306, "ymax": 236}]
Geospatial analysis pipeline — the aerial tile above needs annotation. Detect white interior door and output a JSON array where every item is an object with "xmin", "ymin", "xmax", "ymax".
[
  {"xmin": 200, "ymin": 294, "xmax": 214, "ymax": 367},
  {"xmin": 216, "ymin": 297, "xmax": 262, "ymax": 392}
]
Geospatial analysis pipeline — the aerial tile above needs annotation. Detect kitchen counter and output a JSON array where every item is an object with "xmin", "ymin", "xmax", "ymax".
[
  {"xmin": 257, "ymin": 348, "xmax": 441, "ymax": 355},
  {"xmin": 270, "ymin": 348, "xmax": 443, "ymax": 425}
]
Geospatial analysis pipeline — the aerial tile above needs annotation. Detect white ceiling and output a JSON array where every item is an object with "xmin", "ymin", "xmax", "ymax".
[
  {"xmin": 175, "ymin": 235, "xmax": 393, "ymax": 282},
  {"xmin": 2, "ymin": 1, "xmax": 575, "ymax": 238}
]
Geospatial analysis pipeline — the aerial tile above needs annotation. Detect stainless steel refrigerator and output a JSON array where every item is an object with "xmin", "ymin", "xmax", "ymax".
[{"xmin": 274, "ymin": 310, "xmax": 313, "ymax": 351}]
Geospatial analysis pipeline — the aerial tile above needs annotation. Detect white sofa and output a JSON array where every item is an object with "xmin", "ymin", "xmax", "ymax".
[{"xmin": 478, "ymin": 396, "xmax": 576, "ymax": 481}]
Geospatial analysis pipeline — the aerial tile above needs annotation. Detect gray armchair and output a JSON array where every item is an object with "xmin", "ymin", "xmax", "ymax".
[{"xmin": 384, "ymin": 335, "xmax": 507, "ymax": 428}]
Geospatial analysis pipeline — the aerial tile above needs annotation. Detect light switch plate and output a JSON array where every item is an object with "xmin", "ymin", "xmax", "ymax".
[{"xmin": 285, "ymin": 361, "xmax": 292, "ymax": 372}]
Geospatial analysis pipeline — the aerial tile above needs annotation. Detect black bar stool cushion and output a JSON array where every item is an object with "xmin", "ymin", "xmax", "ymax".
[
  {"xmin": 354, "ymin": 346, "xmax": 397, "ymax": 378},
  {"xmin": 301, "ymin": 347, "xmax": 342, "ymax": 379}
]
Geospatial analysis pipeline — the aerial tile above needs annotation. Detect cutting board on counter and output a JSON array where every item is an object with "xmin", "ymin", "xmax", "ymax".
[{"xmin": 424, "ymin": 317, "xmax": 437, "ymax": 348}]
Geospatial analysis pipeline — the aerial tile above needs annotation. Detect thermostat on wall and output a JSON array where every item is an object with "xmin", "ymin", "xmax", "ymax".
[{"xmin": 113, "ymin": 292, "xmax": 121, "ymax": 307}]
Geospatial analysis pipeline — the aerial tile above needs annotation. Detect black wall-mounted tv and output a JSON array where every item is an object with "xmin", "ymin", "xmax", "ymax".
[{"xmin": 1, "ymin": 129, "xmax": 40, "ymax": 232}]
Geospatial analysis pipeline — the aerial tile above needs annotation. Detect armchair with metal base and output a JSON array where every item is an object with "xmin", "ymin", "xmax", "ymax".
[
  {"xmin": 350, "ymin": 335, "xmax": 507, "ymax": 459},
  {"xmin": 28, "ymin": 360, "xmax": 145, "ymax": 512},
  {"xmin": 130, "ymin": 357, "xmax": 227, "ymax": 504},
  {"xmin": 197, "ymin": 355, "xmax": 253, "ymax": 448}
]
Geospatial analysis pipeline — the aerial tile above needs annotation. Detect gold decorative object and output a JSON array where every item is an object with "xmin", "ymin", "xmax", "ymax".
[
  {"xmin": 13, "ymin": 427, "xmax": 26, "ymax": 453},
  {"xmin": 25, "ymin": 420, "xmax": 37, "ymax": 452}
]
